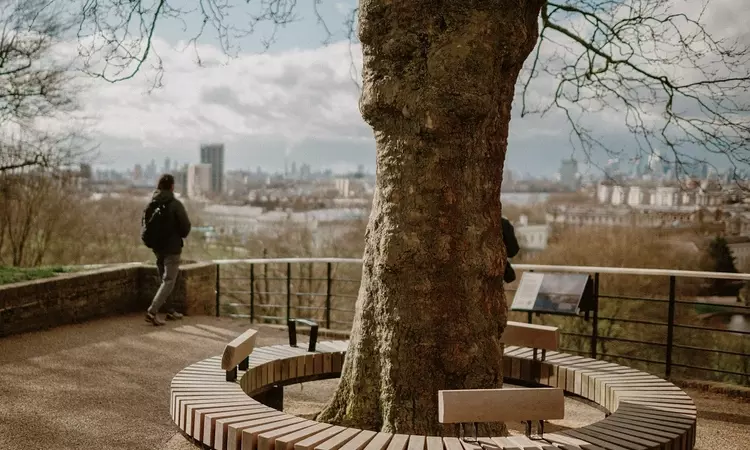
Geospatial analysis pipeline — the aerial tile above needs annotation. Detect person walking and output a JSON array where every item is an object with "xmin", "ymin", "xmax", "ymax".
[
  {"xmin": 141, "ymin": 174, "xmax": 192, "ymax": 326},
  {"xmin": 502, "ymin": 216, "xmax": 520, "ymax": 283}
]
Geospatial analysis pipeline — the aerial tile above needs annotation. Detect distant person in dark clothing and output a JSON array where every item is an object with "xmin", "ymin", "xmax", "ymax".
[
  {"xmin": 502, "ymin": 217, "xmax": 520, "ymax": 283},
  {"xmin": 141, "ymin": 174, "xmax": 192, "ymax": 326}
]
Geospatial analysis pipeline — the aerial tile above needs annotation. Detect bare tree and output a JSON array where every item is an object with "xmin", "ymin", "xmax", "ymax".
[
  {"xmin": 0, "ymin": 0, "xmax": 90, "ymax": 173},
  {"xmin": 72, "ymin": 0, "xmax": 750, "ymax": 434},
  {"xmin": 0, "ymin": 169, "xmax": 78, "ymax": 266}
]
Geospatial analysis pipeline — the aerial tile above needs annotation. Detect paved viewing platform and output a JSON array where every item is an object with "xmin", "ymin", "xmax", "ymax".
[{"xmin": 0, "ymin": 315, "xmax": 747, "ymax": 450}]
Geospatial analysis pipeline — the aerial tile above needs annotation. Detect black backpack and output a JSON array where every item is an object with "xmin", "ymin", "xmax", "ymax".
[{"xmin": 141, "ymin": 199, "xmax": 173, "ymax": 249}]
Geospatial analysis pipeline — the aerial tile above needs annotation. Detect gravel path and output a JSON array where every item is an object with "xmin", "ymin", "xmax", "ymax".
[{"xmin": 0, "ymin": 315, "xmax": 746, "ymax": 449}]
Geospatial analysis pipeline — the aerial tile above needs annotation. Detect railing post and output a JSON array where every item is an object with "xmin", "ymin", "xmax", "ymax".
[
  {"xmin": 215, "ymin": 264, "xmax": 221, "ymax": 317},
  {"xmin": 250, "ymin": 263, "xmax": 255, "ymax": 323},
  {"xmin": 326, "ymin": 262, "xmax": 332, "ymax": 329},
  {"xmin": 286, "ymin": 262, "xmax": 292, "ymax": 323},
  {"xmin": 591, "ymin": 273, "xmax": 599, "ymax": 359},
  {"xmin": 527, "ymin": 270, "xmax": 533, "ymax": 324},
  {"xmin": 665, "ymin": 275, "xmax": 676, "ymax": 378}
]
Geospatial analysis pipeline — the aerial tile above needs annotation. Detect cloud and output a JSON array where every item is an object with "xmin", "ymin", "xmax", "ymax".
[
  {"xmin": 73, "ymin": 37, "xmax": 371, "ymax": 172},
  {"xmin": 66, "ymin": 0, "xmax": 750, "ymax": 177}
]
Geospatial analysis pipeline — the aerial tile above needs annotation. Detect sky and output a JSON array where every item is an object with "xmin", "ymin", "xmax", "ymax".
[{"xmin": 57, "ymin": 0, "xmax": 750, "ymax": 176}]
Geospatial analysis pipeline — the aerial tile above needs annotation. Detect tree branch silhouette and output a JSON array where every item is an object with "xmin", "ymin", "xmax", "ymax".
[
  {"xmin": 74, "ymin": 0, "xmax": 750, "ymax": 183},
  {"xmin": 521, "ymin": 0, "xmax": 750, "ymax": 185}
]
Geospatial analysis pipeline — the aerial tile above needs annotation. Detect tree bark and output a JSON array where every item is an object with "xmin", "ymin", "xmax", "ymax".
[{"xmin": 317, "ymin": 0, "xmax": 544, "ymax": 435}]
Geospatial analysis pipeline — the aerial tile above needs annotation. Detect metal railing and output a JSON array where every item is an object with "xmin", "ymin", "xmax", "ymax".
[{"xmin": 212, "ymin": 257, "xmax": 750, "ymax": 386}]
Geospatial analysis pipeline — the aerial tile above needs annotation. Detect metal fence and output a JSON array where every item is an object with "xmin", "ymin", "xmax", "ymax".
[{"xmin": 212, "ymin": 258, "xmax": 750, "ymax": 386}]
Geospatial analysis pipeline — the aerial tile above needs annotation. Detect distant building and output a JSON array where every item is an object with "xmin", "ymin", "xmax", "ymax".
[
  {"xmin": 558, "ymin": 158, "xmax": 579, "ymax": 191},
  {"xmin": 651, "ymin": 186, "xmax": 679, "ymax": 207},
  {"xmin": 200, "ymin": 143, "xmax": 225, "ymax": 194},
  {"xmin": 514, "ymin": 215, "xmax": 550, "ymax": 252},
  {"xmin": 174, "ymin": 166, "xmax": 188, "ymax": 196},
  {"xmin": 611, "ymin": 185, "xmax": 626, "ymax": 206},
  {"xmin": 726, "ymin": 236, "xmax": 750, "ymax": 272},
  {"xmin": 187, "ymin": 163, "xmax": 212, "ymax": 200},
  {"xmin": 596, "ymin": 183, "xmax": 611, "ymax": 204},
  {"xmin": 627, "ymin": 186, "xmax": 649, "ymax": 206},
  {"xmin": 335, "ymin": 178, "xmax": 351, "ymax": 198}
]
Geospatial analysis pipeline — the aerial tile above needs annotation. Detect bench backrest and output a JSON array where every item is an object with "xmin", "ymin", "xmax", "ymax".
[
  {"xmin": 500, "ymin": 321, "xmax": 559, "ymax": 351},
  {"xmin": 438, "ymin": 387, "xmax": 564, "ymax": 423},
  {"xmin": 221, "ymin": 328, "xmax": 258, "ymax": 370}
]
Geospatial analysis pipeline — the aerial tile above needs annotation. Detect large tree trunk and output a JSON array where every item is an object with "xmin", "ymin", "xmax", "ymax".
[{"xmin": 317, "ymin": 0, "xmax": 544, "ymax": 435}]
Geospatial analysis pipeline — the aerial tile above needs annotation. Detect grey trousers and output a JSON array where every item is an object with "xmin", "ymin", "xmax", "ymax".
[{"xmin": 147, "ymin": 254, "xmax": 181, "ymax": 315}]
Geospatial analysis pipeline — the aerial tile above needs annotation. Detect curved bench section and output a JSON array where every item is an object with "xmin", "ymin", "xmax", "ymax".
[
  {"xmin": 503, "ymin": 346, "xmax": 697, "ymax": 450},
  {"xmin": 170, "ymin": 341, "xmax": 697, "ymax": 450}
]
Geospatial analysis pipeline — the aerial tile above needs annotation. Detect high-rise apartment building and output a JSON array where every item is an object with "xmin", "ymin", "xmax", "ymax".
[
  {"xmin": 200, "ymin": 143, "xmax": 225, "ymax": 194},
  {"xmin": 559, "ymin": 158, "xmax": 579, "ymax": 191},
  {"xmin": 187, "ymin": 163, "xmax": 212, "ymax": 200}
]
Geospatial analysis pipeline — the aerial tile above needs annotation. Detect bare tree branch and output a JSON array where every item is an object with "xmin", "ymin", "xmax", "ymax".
[
  {"xmin": 0, "ymin": 126, "xmax": 97, "ymax": 173},
  {"xmin": 0, "ymin": 0, "xmax": 77, "ymax": 124},
  {"xmin": 0, "ymin": 0, "xmax": 92, "ymax": 174},
  {"xmin": 520, "ymin": 0, "xmax": 750, "ymax": 186},
  {"xmin": 73, "ymin": 0, "xmax": 750, "ymax": 185}
]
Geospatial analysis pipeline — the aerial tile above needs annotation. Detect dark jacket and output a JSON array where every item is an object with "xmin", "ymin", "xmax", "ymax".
[
  {"xmin": 502, "ymin": 217, "xmax": 519, "ymax": 283},
  {"xmin": 151, "ymin": 189, "xmax": 192, "ymax": 255}
]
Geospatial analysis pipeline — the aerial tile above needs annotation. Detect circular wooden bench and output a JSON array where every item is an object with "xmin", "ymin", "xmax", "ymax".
[{"xmin": 170, "ymin": 339, "xmax": 697, "ymax": 450}]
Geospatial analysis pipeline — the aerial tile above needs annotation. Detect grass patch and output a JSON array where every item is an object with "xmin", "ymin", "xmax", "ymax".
[{"xmin": 0, "ymin": 266, "xmax": 69, "ymax": 285}]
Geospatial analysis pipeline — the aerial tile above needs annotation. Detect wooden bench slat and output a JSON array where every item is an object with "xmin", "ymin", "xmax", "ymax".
[
  {"xmin": 505, "ymin": 435, "xmax": 559, "ymax": 449},
  {"xmin": 172, "ymin": 396, "xmax": 250, "ymax": 421},
  {"xmin": 339, "ymin": 430, "xmax": 378, "ymax": 450},
  {"xmin": 223, "ymin": 328, "xmax": 259, "ymax": 370},
  {"xmin": 580, "ymin": 423, "xmax": 659, "ymax": 449},
  {"xmin": 258, "ymin": 422, "xmax": 324, "ymax": 450},
  {"xmin": 543, "ymin": 433, "xmax": 604, "ymax": 450},
  {"xmin": 563, "ymin": 429, "xmax": 637, "ymax": 450},
  {"xmin": 595, "ymin": 418, "xmax": 680, "ymax": 442},
  {"xmin": 607, "ymin": 413, "xmax": 686, "ymax": 435},
  {"xmin": 441, "ymin": 437, "xmax": 463, "ymax": 450},
  {"xmin": 613, "ymin": 406, "xmax": 695, "ymax": 426},
  {"xmin": 425, "ymin": 436, "xmax": 443, "ymax": 450},
  {"xmin": 194, "ymin": 406, "xmax": 269, "ymax": 440},
  {"xmin": 385, "ymin": 434, "xmax": 409, "ymax": 450},
  {"xmin": 187, "ymin": 403, "xmax": 265, "ymax": 435},
  {"xmin": 229, "ymin": 417, "xmax": 309, "ymax": 450},
  {"xmin": 489, "ymin": 436, "xmax": 521, "ymax": 449},
  {"xmin": 206, "ymin": 411, "xmax": 286, "ymax": 446},
  {"xmin": 174, "ymin": 395, "xmax": 249, "ymax": 425},
  {"xmin": 204, "ymin": 412, "xmax": 287, "ymax": 447},
  {"xmin": 294, "ymin": 425, "xmax": 348, "ymax": 450},
  {"xmin": 501, "ymin": 321, "xmax": 559, "ymax": 351},
  {"xmin": 406, "ymin": 435, "xmax": 426, "ymax": 450},
  {"xmin": 616, "ymin": 401, "xmax": 697, "ymax": 415},
  {"xmin": 362, "ymin": 432, "xmax": 394, "ymax": 450},
  {"xmin": 173, "ymin": 391, "xmax": 247, "ymax": 420},
  {"xmin": 276, "ymin": 423, "xmax": 336, "ymax": 450},
  {"xmin": 315, "ymin": 428, "xmax": 362, "ymax": 450},
  {"xmin": 438, "ymin": 388, "xmax": 564, "ymax": 423},
  {"xmin": 213, "ymin": 413, "xmax": 294, "ymax": 449}
]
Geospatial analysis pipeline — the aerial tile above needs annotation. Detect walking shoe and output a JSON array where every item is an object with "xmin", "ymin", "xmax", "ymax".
[
  {"xmin": 166, "ymin": 311, "xmax": 184, "ymax": 321},
  {"xmin": 145, "ymin": 312, "xmax": 166, "ymax": 326}
]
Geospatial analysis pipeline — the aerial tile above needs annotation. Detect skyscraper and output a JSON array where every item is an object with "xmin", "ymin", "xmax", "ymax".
[{"xmin": 200, "ymin": 143, "xmax": 225, "ymax": 194}]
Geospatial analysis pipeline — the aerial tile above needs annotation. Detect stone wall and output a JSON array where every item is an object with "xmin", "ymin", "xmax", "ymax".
[{"xmin": 0, "ymin": 262, "xmax": 217, "ymax": 337}]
